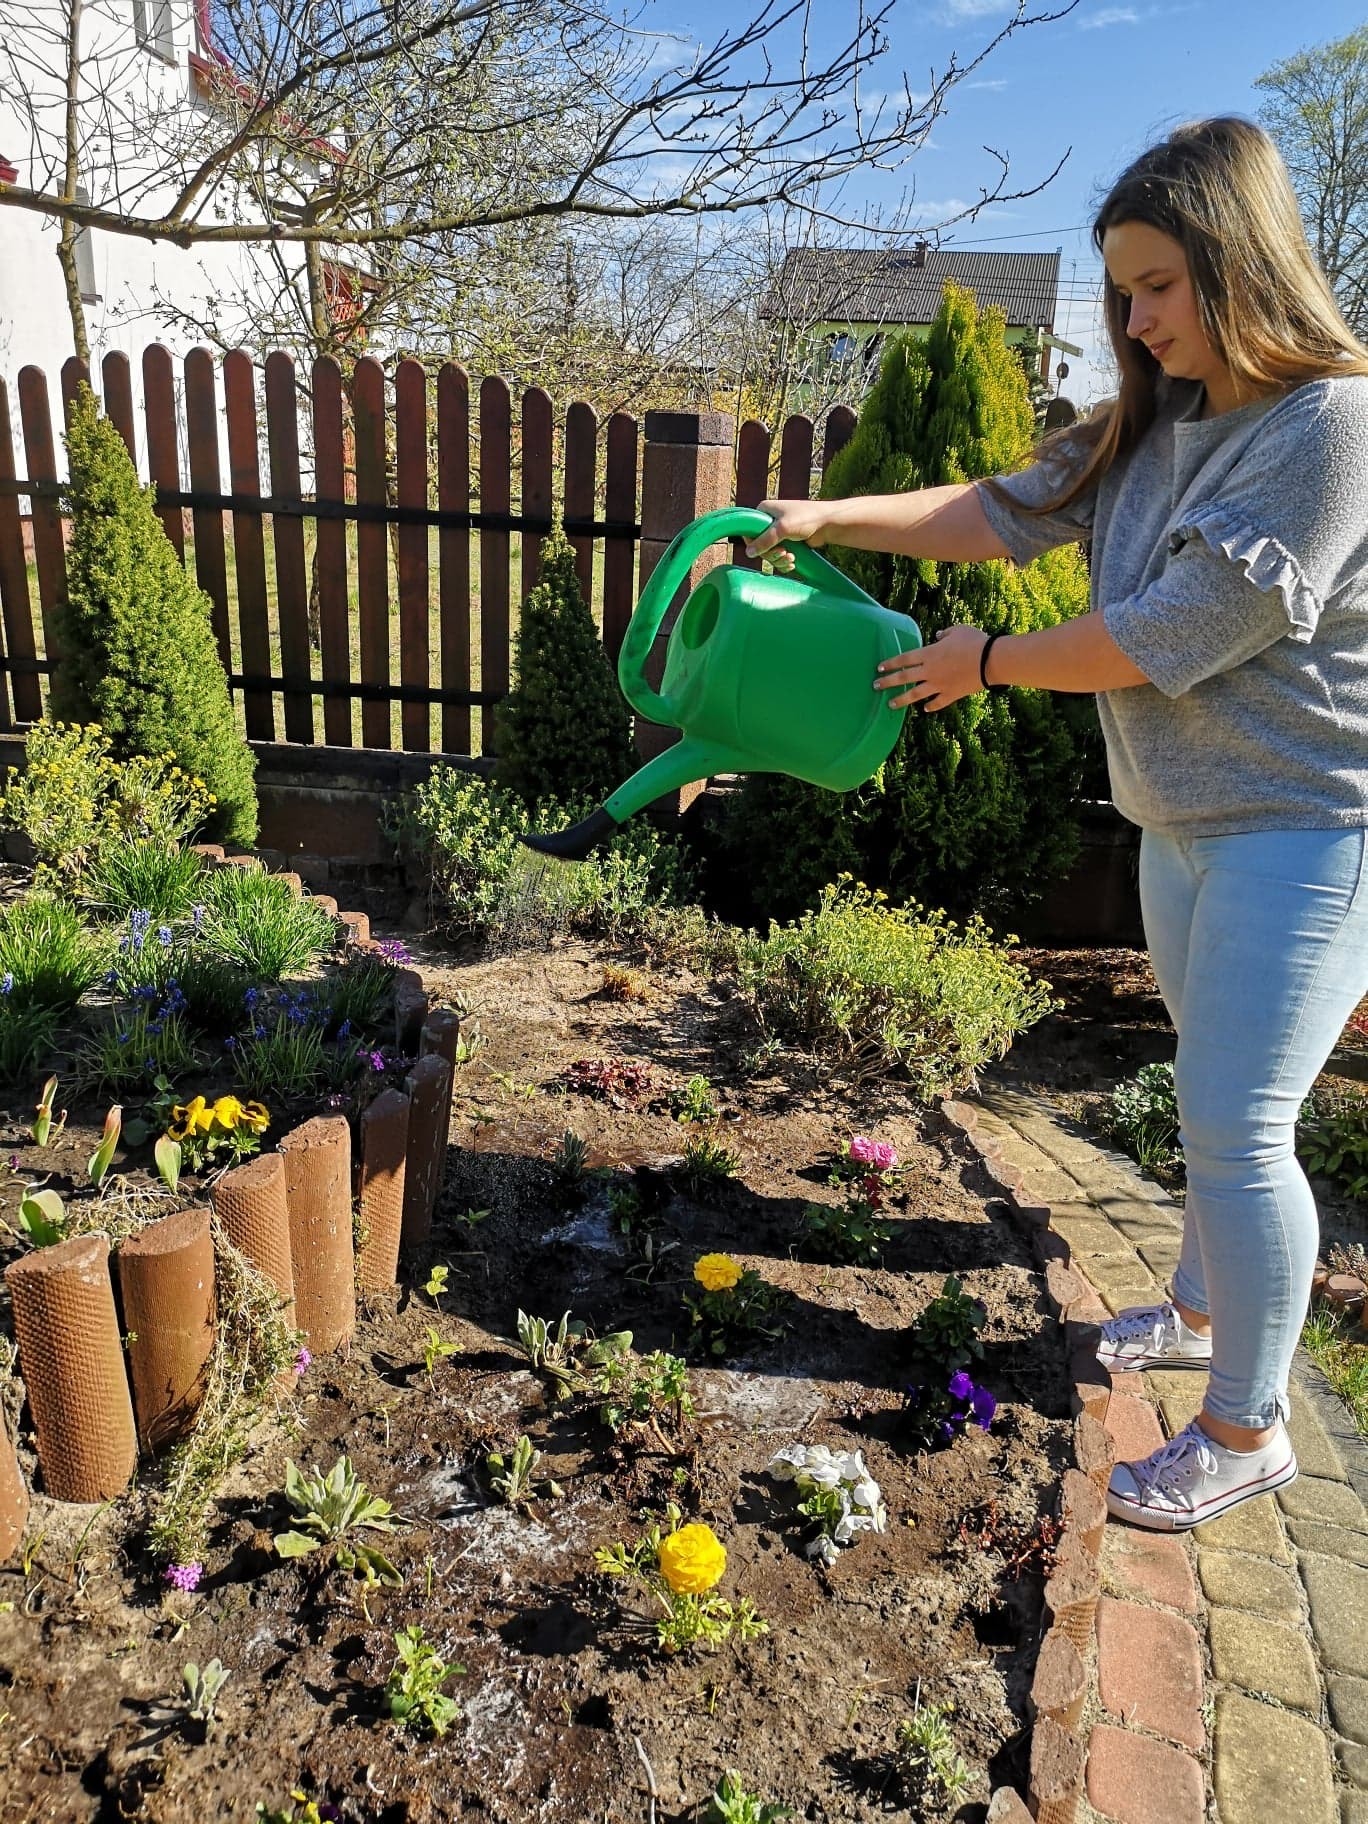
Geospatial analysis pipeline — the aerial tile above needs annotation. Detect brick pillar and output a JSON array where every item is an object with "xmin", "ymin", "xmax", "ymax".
[{"xmin": 633, "ymin": 410, "xmax": 737, "ymax": 814}]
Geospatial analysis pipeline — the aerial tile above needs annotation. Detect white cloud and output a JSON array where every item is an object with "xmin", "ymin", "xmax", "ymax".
[
  {"xmin": 1078, "ymin": 5, "xmax": 1140, "ymax": 26},
  {"xmin": 964, "ymin": 78, "xmax": 1010, "ymax": 90}
]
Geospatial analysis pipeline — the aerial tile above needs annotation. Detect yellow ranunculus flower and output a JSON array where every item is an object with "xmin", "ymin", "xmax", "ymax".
[
  {"xmin": 694, "ymin": 1253, "xmax": 743, "ymax": 1294},
  {"xmin": 658, "ymin": 1523, "xmax": 726, "ymax": 1595},
  {"xmin": 239, "ymin": 1100, "xmax": 270, "ymax": 1134},
  {"xmin": 212, "ymin": 1095, "xmax": 245, "ymax": 1129}
]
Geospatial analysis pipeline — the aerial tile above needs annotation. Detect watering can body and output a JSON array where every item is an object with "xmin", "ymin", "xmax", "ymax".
[{"xmin": 522, "ymin": 507, "xmax": 922, "ymax": 859}]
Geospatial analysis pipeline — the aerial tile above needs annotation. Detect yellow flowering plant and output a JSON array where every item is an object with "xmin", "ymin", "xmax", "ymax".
[
  {"xmin": 593, "ymin": 1505, "xmax": 766, "ymax": 1655},
  {"xmin": 156, "ymin": 1092, "xmax": 270, "ymax": 1191},
  {"xmin": 683, "ymin": 1254, "xmax": 787, "ymax": 1359}
]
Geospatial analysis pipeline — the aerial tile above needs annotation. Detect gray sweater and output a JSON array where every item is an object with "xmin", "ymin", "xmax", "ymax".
[{"xmin": 975, "ymin": 374, "xmax": 1368, "ymax": 836}]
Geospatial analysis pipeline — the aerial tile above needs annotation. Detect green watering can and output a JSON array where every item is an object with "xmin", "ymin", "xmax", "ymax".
[{"xmin": 520, "ymin": 506, "xmax": 923, "ymax": 860}]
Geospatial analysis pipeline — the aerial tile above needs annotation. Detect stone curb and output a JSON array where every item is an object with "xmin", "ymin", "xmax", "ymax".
[{"xmin": 941, "ymin": 1096, "xmax": 1101, "ymax": 1824}]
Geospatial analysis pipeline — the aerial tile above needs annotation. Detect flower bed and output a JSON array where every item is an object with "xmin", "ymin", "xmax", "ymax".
[{"xmin": 0, "ymin": 924, "xmax": 1094, "ymax": 1823}]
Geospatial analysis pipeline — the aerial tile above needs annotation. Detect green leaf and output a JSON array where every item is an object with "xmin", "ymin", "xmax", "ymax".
[{"xmin": 271, "ymin": 1530, "xmax": 321, "ymax": 1559}]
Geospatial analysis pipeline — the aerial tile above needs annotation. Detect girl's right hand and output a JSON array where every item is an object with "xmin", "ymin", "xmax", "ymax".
[{"xmin": 745, "ymin": 498, "xmax": 834, "ymax": 565}]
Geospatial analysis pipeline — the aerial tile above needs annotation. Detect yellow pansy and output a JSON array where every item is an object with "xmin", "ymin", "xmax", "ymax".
[
  {"xmin": 167, "ymin": 1095, "xmax": 215, "ymax": 1141},
  {"xmin": 211, "ymin": 1095, "xmax": 245, "ymax": 1129},
  {"xmin": 658, "ymin": 1523, "xmax": 726, "ymax": 1595},
  {"xmin": 694, "ymin": 1253, "xmax": 743, "ymax": 1294},
  {"xmin": 238, "ymin": 1100, "xmax": 270, "ymax": 1134}
]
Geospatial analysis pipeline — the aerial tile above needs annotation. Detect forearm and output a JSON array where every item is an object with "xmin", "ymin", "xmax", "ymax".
[
  {"xmin": 821, "ymin": 483, "xmax": 1010, "ymax": 562},
  {"xmin": 985, "ymin": 613, "xmax": 1151, "ymax": 692}
]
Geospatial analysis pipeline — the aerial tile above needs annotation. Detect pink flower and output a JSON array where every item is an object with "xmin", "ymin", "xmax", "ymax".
[
  {"xmin": 163, "ymin": 1562, "xmax": 203, "ymax": 1592},
  {"xmin": 849, "ymin": 1136, "xmax": 898, "ymax": 1172},
  {"xmin": 293, "ymin": 1346, "xmax": 312, "ymax": 1376}
]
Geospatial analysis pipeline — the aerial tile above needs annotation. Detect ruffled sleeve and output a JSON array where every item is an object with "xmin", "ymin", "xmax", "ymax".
[
  {"xmin": 1103, "ymin": 378, "xmax": 1368, "ymax": 699},
  {"xmin": 975, "ymin": 440, "xmax": 1097, "ymax": 565}
]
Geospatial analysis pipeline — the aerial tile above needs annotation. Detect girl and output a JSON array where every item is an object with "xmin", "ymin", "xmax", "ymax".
[{"xmin": 747, "ymin": 116, "xmax": 1368, "ymax": 1532}]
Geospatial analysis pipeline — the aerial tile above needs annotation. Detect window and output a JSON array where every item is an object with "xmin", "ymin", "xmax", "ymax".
[
  {"xmin": 73, "ymin": 184, "xmax": 98, "ymax": 303},
  {"xmin": 133, "ymin": 0, "xmax": 176, "ymax": 62}
]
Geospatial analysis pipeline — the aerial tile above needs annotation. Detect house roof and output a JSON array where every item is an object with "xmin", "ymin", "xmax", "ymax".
[
  {"xmin": 770, "ymin": 247, "xmax": 1061, "ymax": 330},
  {"xmin": 0, "ymin": 155, "xmax": 18, "ymax": 186}
]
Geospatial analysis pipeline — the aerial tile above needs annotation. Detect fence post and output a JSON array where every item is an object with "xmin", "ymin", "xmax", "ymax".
[{"xmin": 634, "ymin": 410, "xmax": 736, "ymax": 813}]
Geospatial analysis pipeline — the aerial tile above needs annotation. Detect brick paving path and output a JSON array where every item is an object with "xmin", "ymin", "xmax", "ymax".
[{"xmin": 973, "ymin": 1085, "xmax": 1368, "ymax": 1824}]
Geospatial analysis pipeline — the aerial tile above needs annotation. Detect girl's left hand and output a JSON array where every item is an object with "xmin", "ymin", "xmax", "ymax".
[{"xmin": 874, "ymin": 626, "xmax": 989, "ymax": 711}]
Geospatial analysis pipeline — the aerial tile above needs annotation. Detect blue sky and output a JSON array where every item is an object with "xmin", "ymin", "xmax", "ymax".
[{"xmin": 641, "ymin": 0, "xmax": 1366, "ymax": 404}]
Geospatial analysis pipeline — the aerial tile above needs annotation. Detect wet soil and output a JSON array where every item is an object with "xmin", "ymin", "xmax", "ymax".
[{"xmin": 0, "ymin": 936, "xmax": 1074, "ymax": 1824}]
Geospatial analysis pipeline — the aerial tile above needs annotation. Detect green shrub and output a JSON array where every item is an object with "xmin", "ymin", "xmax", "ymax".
[
  {"xmin": 0, "ymin": 895, "xmax": 107, "ymax": 1014},
  {"xmin": 48, "ymin": 388, "xmax": 257, "ymax": 845},
  {"xmin": 200, "ymin": 869, "xmax": 337, "ymax": 978},
  {"xmin": 82, "ymin": 841, "xmax": 208, "ymax": 923},
  {"xmin": 312, "ymin": 953, "xmax": 400, "ymax": 1039},
  {"xmin": 492, "ymin": 526, "xmax": 636, "ymax": 809},
  {"xmin": 1299, "ymin": 1087, "xmax": 1368, "ymax": 1200},
  {"xmin": 389, "ymin": 767, "xmax": 687, "ymax": 941},
  {"xmin": 735, "ymin": 878, "xmax": 1054, "ymax": 1095},
  {"xmin": 1103, "ymin": 1062, "xmax": 1181, "ymax": 1173},
  {"xmin": 721, "ymin": 288, "xmax": 1098, "ymax": 925},
  {"xmin": 0, "ymin": 1004, "xmax": 62, "ymax": 1083}
]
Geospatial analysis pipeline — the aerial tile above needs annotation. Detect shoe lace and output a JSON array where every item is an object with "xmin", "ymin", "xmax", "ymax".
[
  {"xmin": 1106, "ymin": 1302, "xmax": 1175, "ymax": 1346},
  {"xmin": 1134, "ymin": 1424, "xmax": 1217, "ymax": 1501}
]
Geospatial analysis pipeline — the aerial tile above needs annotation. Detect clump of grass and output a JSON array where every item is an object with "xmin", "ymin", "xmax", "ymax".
[
  {"xmin": 0, "ymin": 894, "xmax": 108, "ymax": 1014},
  {"xmin": 679, "ymin": 1131, "xmax": 741, "ymax": 1198},
  {"xmin": 1303, "ymin": 1303, "xmax": 1368, "ymax": 1438},
  {"xmin": 600, "ymin": 962, "xmax": 651, "ymax": 1002},
  {"xmin": 1103, "ymin": 1061, "xmax": 1181, "ymax": 1175},
  {"xmin": 82, "ymin": 843, "xmax": 208, "ymax": 923},
  {"xmin": 201, "ymin": 869, "xmax": 337, "ymax": 978},
  {"xmin": 147, "ymin": 1223, "xmax": 298, "ymax": 1568}
]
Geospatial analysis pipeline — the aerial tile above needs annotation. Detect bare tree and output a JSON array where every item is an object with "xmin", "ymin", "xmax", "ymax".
[
  {"xmin": 2, "ymin": 0, "xmax": 1074, "ymax": 360},
  {"xmin": 1257, "ymin": 25, "xmax": 1368, "ymax": 338}
]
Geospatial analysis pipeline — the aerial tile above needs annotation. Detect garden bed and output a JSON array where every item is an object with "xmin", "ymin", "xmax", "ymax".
[{"xmin": 0, "ymin": 933, "xmax": 1075, "ymax": 1824}]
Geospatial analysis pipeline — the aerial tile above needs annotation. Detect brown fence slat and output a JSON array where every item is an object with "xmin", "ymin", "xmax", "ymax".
[
  {"xmin": 101, "ymin": 353, "xmax": 137, "ymax": 466},
  {"xmin": 353, "ymin": 356, "xmax": 391, "ymax": 749},
  {"xmin": 601, "ymin": 412, "xmax": 637, "ymax": 665},
  {"xmin": 183, "ymin": 348, "xmax": 231, "ymax": 665},
  {"xmin": 479, "ymin": 375, "xmax": 511, "ymax": 743},
  {"xmin": 263, "ymin": 351, "xmax": 312, "ymax": 744},
  {"xmin": 777, "ymin": 413, "xmax": 815, "ymax": 501},
  {"xmin": 142, "ymin": 344, "xmax": 184, "ymax": 558},
  {"xmin": 0, "ymin": 376, "xmax": 33, "ymax": 725},
  {"xmin": 18, "ymin": 366, "xmax": 66, "ymax": 672},
  {"xmin": 437, "ymin": 363, "xmax": 471, "ymax": 754},
  {"xmin": 823, "ymin": 404, "xmax": 857, "ymax": 473},
  {"xmin": 394, "ymin": 358, "xmax": 429, "ymax": 752},
  {"xmin": 312, "ymin": 357, "xmax": 351, "ymax": 747},
  {"xmin": 520, "ymin": 386, "xmax": 553, "ymax": 600},
  {"xmin": 563, "ymin": 400, "xmax": 596, "ymax": 607},
  {"xmin": 60, "ymin": 356, "xmax": 89, "ymax": 422},
  {"xmin": 734, "ymin": 418, "xmax": 773, "ymax": 570},
  {"xmin": 223, "ymin": 349, "xmax": 274, "ymax": 741}
]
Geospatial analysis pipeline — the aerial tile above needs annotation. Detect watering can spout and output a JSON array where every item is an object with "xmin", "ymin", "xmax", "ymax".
[{"xmin": 519, "ymin": 738, "xmax": 734, "ymax": 861}]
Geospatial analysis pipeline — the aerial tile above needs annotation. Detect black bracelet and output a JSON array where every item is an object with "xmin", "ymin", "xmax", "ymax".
[{"xmin": 979, "ymin": 632, "xmax": 1005, "ymax": 691}]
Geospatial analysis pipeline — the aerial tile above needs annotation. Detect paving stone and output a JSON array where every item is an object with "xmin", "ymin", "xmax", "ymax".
[
  {"xmin": 1107, "ymin": 1390, "xmax": 1167, "ymax": 1464},
  {"xmin": 1288, "ymin": 1519, "xmax": 1368, "ymax": 1568},
  {"xmin": 1288, "ymin": 1398, "xmax": 1349, "ymax": 1483},
  {"xmin": 1328, "ymin": 1675, "xmax": 1368, "ymax": 1747},
  {"xmin": 1138, "ymin": 1239, "xmax": 1185, "ymax": 1281},
  {"xmin": 1213, "ymin": 1692, "xmax": 1338, "ymax": 1824},
  {"xmin": 1158, "ymin": 1389, "xmax": 1206, "ymax": 1437},
  {"xmin": 1301, "ymin": 1554, "xmax": 1368, "ymax": 1677},
  {"xmin": 1193, "ymin": 1494, "xmax": 1292, "ymax": 1561},
  {"xmin": 1097, "ymin": 1596, "xmax": 1205, "ymax": 1749},
  {"xmin": 1084, "ymin": 1722, "xmax": 1205, "ymax": 1824},
  {"xmin": 1017, "ymin": 1167, "xmax": 1090, "ymax": 1206},
  {"xmin": 1047, "ymin": 1206, "xmax": 1140, "ymax": 1262},
  {"xmin": 1144, "ymin": 1367, "xmax": 1212, "ymax": 1401},
  {"xmin": 1341, "ymin": 1793, "xmax": 1368, "ymax": 1824},
  {"xmin": 1198, "ymin": 1549, "xmax": 1304, "ymax": 1620},
  {"xmin": 1103, "ymin": 1525, "xmax": 1197, "ymax": 1612},
  {"xmin": 1207, "ymin": 1610, "xmax": 1321, "ymax": 1711},
  {"xmin": 1339, "ymin": 1740, "xmax": 1368, "ymax": 1788},
  {"xmin": 1279, "ymin": 1477, "xmax": 1367, "ymax": 1528},
  {"xmin": 1090, "ymin": 1257, "xmax": 1165, "ymax": 1312}
]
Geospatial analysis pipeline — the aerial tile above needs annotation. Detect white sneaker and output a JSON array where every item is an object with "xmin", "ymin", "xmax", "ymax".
[
  {"xmin": 1096, "ymin": 1300, "xmax": 1213, "ymax": 1373},
  {"xmin": 1107, "ymin": 1419, "xmax": 1297, "ymax": 1532}
]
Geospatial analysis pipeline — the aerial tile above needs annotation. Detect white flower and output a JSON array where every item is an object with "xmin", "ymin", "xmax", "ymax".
[{"xmin": 807, "ymin": 1535, "xmax": 840, "ymax": 1567}]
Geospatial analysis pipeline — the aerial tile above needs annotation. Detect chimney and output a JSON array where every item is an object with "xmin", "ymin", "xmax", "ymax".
[{"xmin": 912, "ymin": 238, "xmax": 928, "ymax": 269}]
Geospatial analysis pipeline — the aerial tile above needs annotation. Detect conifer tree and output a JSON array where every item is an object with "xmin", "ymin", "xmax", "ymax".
[
  {"xmin": 726, "ymin": 285, "xmax": 1095, "ymax": 923},
  {"xmin": 49, "ymin": 387, "xmax": 258, "ymax": 845},
  {"xmin": 493, "ymin": 525, "xmax": 636, "ymax": 809}
]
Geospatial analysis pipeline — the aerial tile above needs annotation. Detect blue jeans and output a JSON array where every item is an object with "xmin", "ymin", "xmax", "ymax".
[{"xmin": 1139, "ymin": 827, "xmax": 1368, "ymax": 1428}]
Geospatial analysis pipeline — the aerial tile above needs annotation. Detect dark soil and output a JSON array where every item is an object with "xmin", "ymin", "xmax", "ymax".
[{"xmin": 0, "ymin": 936, "xmax": 1075, "ymax": 1824}]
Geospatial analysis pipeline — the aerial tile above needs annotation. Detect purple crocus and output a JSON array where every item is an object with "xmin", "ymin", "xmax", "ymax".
[{"xmin": 163, "ymin": 1562, "xmax": 203, "ymax": 1592}]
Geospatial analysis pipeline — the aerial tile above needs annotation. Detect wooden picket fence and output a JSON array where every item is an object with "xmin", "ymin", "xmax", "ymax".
[{"xmin": 0, "ymin": 347, "xmax": 856, "ymax": 756}]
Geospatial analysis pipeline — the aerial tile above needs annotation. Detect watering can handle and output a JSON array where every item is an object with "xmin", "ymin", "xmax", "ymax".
[{"xmin": 617, "ymin": 505, "xmax": 874, "ymax": 723}]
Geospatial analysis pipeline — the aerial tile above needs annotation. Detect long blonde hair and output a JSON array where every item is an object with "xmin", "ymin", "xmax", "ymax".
[{"xmin": 1012, "ymin": 116, "xmax": 1368, "ymax": 512}]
